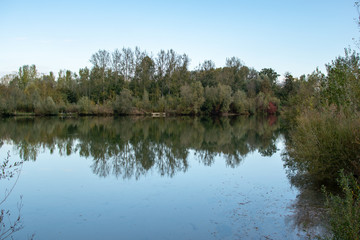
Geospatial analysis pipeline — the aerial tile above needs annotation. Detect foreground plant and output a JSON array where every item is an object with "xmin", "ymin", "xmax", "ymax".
[
  {"xmin": 322, "ymin": 171, "xmax": 360, "ymax": 240},
  {"xmin": 285, "ymin": 108, "xmax": 360, "ymax": 184},
  {"xmin": 0, "ymin": 152, "xmax": 30, "ymax": 240}
]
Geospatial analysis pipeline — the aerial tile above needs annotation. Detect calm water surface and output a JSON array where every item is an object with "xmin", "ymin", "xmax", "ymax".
[{"xmin": 0, "ymin": 116, "xmax": 322, "ymax": 239}]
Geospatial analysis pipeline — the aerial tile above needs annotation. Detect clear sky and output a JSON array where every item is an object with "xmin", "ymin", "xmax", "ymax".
[{"xmin": 0, "ymin": 0, "xmax": 358, "ymax": 79}]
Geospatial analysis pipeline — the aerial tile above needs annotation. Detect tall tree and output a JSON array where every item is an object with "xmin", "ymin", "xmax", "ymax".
[
  {"xmin": 121, "ymin": 48, "xmax": 134, "ymax": 81},
  {"xmin": 90, "ymin": 49, "xmax": 111, "ymax": 93},
  {"xmin": 79, "ymin": 67, "xmax": 90, "ymax": 98},
  {"xmin": 112, "ymin": 49, "xmax": 122, "ymax": 79},
  {"xmin": 259, "ymin": 68, "xmax": 279, "ymax": 87}
]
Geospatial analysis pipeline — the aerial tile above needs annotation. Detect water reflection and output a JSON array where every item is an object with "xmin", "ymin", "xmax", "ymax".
[
  {"xmin": 0, "ymin": 116, "xmax": 330, "ymax": 239},
  {"xmin": 283, "ymin": 146, "xmax": 329, "ymax": 237},
  {"xmin": 0, "ymin": 116, "xmax": 281, "ymax": 179}
]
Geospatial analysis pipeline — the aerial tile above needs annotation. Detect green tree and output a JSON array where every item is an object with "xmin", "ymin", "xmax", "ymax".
[
  {"xmin": 90, "ymin": 49, "xmax": 111, "ymax": 96},
  {"xmin": 113, "ymin": 89, "xmax": 133, "ymax": 114},
  {"xmin": 14, "ymin": 65, "xmax": 38, "ymax": 90},
  {"xmin": 179, "ymin": 81, "xmax": 205, "ymax": 114},
  {"xmin": 322, "ymin": 49, "xmax": 360, "ymax": 110},
  {"xmin": 259, "ymin": 68, "xmax": 279, "ymax": 87},
  {"xmin": 132, "ymin": 56, "xmax": 155, "ymax": 98},
  {"xmin": 231, "ymin": 90, "xmax": 248, "ymax": 114}
]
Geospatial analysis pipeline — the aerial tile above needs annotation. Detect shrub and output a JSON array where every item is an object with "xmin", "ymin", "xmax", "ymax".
[
  {"xmin": 78, "ymin": 96, "xmax": 94, "ymax": 115},
  {"xmin": 34, "ymin": 96, "xmax": 58, "ymax": 115},
  {"xmin": 322, "ymin": 171, "xmax": 360, "ymax": 240},
  {"xmin": 286, "ymin": 108, "xmax": 360, "ymax": 183},
  {"xmin": 179, "ymin": 82, "xmax": 204, "ymax": 115},
  {"xmin": 202, "ymin": 84, "xmax": 232, "ymax": 114},
  {"xmin": 231, "ymin": 90, "xmax": 248, "ymax": 114},
  {"xmin": 113, "ymin": 89, "xmax": 133, "ymax": 114}
]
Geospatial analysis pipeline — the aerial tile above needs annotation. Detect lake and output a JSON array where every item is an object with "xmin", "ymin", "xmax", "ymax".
[{"xmin": 0, "ymin": 116, "xmax": 324, "ymax": 239}]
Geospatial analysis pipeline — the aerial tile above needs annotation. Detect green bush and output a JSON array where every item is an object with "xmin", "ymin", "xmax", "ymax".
[
  {"xmin": 78, "ymin": 96, "xmax": 94, "ymax": 115},
  {"xmin": 179, "ymin": 82, "xmax": 204, "ymax": 115},
  {"xmin": 113, "ymin": 89, "xmax": 133, "ymax": 114},
  {"xmin": 322, "ymin": 171, "xmax": 360, "ymax": 240},
  {"xmin": 34, "ymin": 96, "xmax": 58, "ymax": 115},
  {"xmin": 286, "ymin": 108, "xmax": 360, "ymax": 183},
  {"xmin": 231, "ymin": 90, "xmax": 248, "ymax": 114}
]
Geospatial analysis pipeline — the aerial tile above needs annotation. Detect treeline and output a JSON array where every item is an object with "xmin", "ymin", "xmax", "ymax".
[{"xmin": 0, "ymin": 47, "xmax": 295, "ymax": 116}]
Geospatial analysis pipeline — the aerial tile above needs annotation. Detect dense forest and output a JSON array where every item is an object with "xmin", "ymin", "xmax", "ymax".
[{"xmin": 0, "ymin": 48, "xmax": 295, "ymax": 116}]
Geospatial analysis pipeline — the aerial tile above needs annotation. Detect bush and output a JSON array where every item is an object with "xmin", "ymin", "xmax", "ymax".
[
  {"xmin": 286, "ymin": 108, "xmax": 360, "ymax": 183},
  {"xmin": 202, "ymin": 84, "xmax": 232, "ymax": 114},
  {"xmin": 231, "ymin": 90, "xmax": 248, "ymax": 114},
  {"xmin": 113, "ymin": 89, "xmax": 133, "ymax": 114},
  {"xmin": 322, "ymin": 171, "xmax": 360, "ymax": 240},
  {"xmin": 78, "ymin": 96, "xmax": 94, "ymax": 115},
  {"xmin": 179, "ymin": 82, "xmax": 204, "ymax": 115},
  {"xmin": 34, "ymin": 96, "xmax": 58, "ymax": 115}
]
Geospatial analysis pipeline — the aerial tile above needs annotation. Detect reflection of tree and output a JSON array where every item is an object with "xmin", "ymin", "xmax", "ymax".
[
  {"xmin": 283, "ymin": 136, "xmax": 330, "ymax": 238},
  {"xmin": 0, "ymin": 116, "xmax": 281, "ymax": 179},
  {"xmin": 283, "ymin": 172, "xmax": 329, "ymax": 238}
]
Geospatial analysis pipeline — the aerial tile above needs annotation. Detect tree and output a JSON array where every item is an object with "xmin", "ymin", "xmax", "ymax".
[
  {"xmin": 201, "ymin": 60, "xmax": 215, "ymax": 71},
  {"xmin": 90, "ymin": 49, "xmax": 111, "ymax": 94},
  {"xmin": 231, "ymin": 90, "xmax": 248, "ymax": 114},
  {"xmin": 15, "ymin": 65, "xmax": 38, "ymax": 90},
  {"xmin": 280, "ymin": 72, "xmax": 296, "ymax": 103},
  {"xmin": 225, "ymin": 56, "xmax": 243, "ymax": 70},
  {"xmin": 259, "ymin": 68, "xmax": 279, "ymax": 87},
  {"xmin": 133, "ymin": 56, "xmax": 155, "ymax": 97},
  {"xmin": 0, "ymin": 74, "xmax": 16, "ymax": 86},
  {"xmin": 79, "ymin": 67, "xmax": 90, "ymax": 98},
  {"xmin": 218, "ymin": 84, "xmax": 232, "ymax": 113},
  {"xmin": 322, "ymin": 49, "xmax": 360, "ymax": 109},
  {"xmin": 112, "ymin": 48, "xmax": 122, "ymax": 84},
  {"xmin": 203, "ymin": 84, "xmax": 232, "ymax": 114},
  {"xmin": 113, "ymin": 89, "xmax": 133, "ymax": 114},
  {"xmin": 198, "ymin": 60, "xmax": 217, "ymax": 88},
  {"xmin": 90, "ymin": 49, "xmax": 111, "ymax": 70},
  {"xmin": 179, "ymin": 81, "xmax": 204, "ymax": 114},
  {"xmin": 155, "ymin": 50, "xmax": 167, "ymax": 80},
  {"xmin": 121, "ymin": 48, "xmax": 134, "ymax": 81},
  {"xmin": 57, "ymin": 70, "xmax": 78, "ymax": 103}
]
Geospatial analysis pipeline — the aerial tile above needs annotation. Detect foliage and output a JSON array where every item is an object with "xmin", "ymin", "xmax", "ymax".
[
  {"xmin": 202, "ymin": 84, "xmax": 232, "ymax": 114},
  {"xmin": 179, "ymin": 82, "xmax": 204, "ymax": 114},
  {"xmin": 285, "ymin": 108, "xmax": 360, "ymax": 183},
  {"xmin": 322, "ymin": 49, "xmax": 360, "ymax": 111},
  {"xmin": 322, "ymin": 171, "xmax": 360, "ymax": 240},
  {"xmin": 78, "ymin": 96, "xmax": 94, "ymax": 115},
  {"xmin": 231, "ymin": 90, "xmax": 248, "ymax": 114},
  {"xmin": 0, "ymin": 48, "xmax": 281, "ymax": 116},
  {"xmin": 113, "ymin": 89, "xmax": 133, "ymax": 114},
  {"xmin": 0, "ymin": 152, "xmax": 26, "ymax": 240},
  {"xmin": 34, "ymin": 96, "xmax": 58, "ymax": 115},
  {"xmin": 281, "ymin": 70, "xmax": 323, "ymax": 124}
]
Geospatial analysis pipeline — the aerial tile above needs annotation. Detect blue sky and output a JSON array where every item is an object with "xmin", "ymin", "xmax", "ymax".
[{"xmin": 0, "ymin": 0, "xmax": 358, "ymax": 79}]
